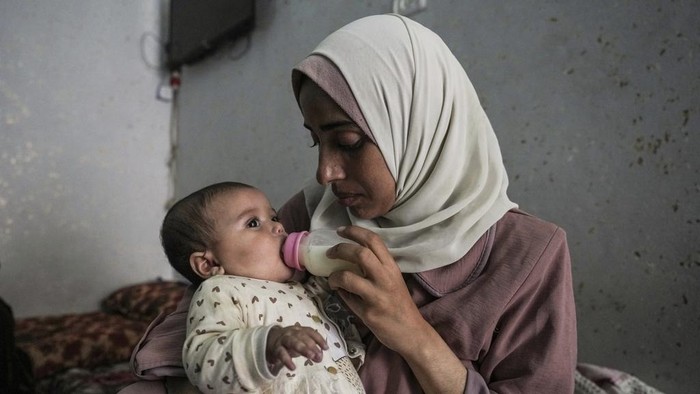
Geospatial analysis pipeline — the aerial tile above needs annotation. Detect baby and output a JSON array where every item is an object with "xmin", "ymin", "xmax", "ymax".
[{"xmin": 160, "ymin": 181, "xmax": 364, "ymax": 393}]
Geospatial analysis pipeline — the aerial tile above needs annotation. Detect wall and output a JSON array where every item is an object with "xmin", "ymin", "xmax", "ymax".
[
  {"xmin": 173, "ymin": 1, "xmax": 697, "ymax": 392},
  {"xmin": 0, "ymin": 1, "xmax": 173, "ymax": 318}
]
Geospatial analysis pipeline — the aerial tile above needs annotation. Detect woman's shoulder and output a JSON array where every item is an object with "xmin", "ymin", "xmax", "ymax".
[
  {"xmin": 497, "ymin": 209, "xmax": 566, "ymax": 242},
  {"xmin": 490, "ymin": 209, "xmax": 570, "ymax": 273}
]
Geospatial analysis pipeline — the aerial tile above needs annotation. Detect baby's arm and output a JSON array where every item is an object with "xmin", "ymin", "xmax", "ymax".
[
  {"xmin": 184, "ymin": 280, "xmax": 273, "ymax": 392},
  {"xmin": 184, "ymin": 278, "xmax": 331, "ymax": 392},
  {"xmin": 265, "ymin": 324, "xmax": 328, "ymax": 374}
]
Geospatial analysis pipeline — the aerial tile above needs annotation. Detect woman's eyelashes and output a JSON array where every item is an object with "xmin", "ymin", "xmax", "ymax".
[
  {"xmin": 307, "ymin": 131, "xmax": 366, "ymax": 151},
  {"xmin": 338, "ymin": 137, "xmax": 364, "ymax": 151},
  {"xmin": 306, "ymin": 129, "xmax": 319, "ymax": 147}
]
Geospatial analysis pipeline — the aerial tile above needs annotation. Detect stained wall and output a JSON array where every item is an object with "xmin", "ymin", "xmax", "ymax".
[
  {"xmin": 171, "ymin": 1, "xmax": 698, "ymax": 392},
  {"xmin": 1, "ymin": 1, "xmax": 696, "ymax": 392},
  {"xmin": 0, "ymin": 1, "xmax": 173, "ymax": 317}
]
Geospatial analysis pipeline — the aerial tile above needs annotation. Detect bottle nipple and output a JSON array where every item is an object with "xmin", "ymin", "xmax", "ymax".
[{"xmin": 282, "ymin": 231, "xmax": 308, "ymax": 271}]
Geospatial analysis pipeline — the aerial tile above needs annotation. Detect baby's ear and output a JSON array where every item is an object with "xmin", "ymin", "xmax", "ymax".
[{"xmin": 190, "ymin": 251, "xmax": 222, "ymax": 278}]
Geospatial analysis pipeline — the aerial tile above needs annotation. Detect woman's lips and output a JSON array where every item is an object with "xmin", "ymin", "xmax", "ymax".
[{"xmin": 334, "ymin": 192, "xmax": 360, "ymax": 207}]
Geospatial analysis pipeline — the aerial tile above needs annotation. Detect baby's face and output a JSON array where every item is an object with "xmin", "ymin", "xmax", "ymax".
[{"xmin": 206, "ymin": 188, "xmax": 294, "ymax": 282}]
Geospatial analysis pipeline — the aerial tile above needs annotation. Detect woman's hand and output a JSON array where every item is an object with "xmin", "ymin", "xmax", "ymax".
[
  {"xmin": 327, "ymin": 225, "xmax": 467, "ymax": 394},
  {"xmin": 326, "ymin": 225, "xmax": 424, "ymax": 353}
]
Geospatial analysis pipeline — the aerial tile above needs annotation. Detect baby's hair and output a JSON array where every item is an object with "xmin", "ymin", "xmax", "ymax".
[{"xmin": 160, "ymin": 181, "xmax": 256, "ymax": 285}]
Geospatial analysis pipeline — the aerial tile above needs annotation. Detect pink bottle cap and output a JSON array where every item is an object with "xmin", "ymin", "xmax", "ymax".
[{"xmin": 282, "ymin": 231, "xmax": 308, "ymax": 271}]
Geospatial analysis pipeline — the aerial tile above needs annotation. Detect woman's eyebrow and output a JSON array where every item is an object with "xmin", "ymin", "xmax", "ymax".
[{"xmin": 303, "ymin": 120, "xmax": 358, "ymax": 133}]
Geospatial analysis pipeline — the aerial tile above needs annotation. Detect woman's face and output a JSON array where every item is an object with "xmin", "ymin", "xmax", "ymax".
[{"xmin": 298, "ymin": 80, "xmax": 396, "ymax": 220}]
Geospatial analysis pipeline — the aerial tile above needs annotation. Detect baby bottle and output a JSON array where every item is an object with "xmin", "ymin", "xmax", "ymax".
[{"xmin": 282, "ymin": 229, "xmax": 364, "ymax": 277}]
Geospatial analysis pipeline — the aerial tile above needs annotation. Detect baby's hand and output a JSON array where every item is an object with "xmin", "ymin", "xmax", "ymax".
[{"xmin": 266, "ymin": 325, "xmax": 328, "ymax": 374}]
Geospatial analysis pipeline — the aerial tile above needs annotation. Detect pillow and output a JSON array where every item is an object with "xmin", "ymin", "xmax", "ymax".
[
  {"xmin": 15, "ymin": 312, "xmax": 148, "ymax": 379},
  {"xmin": 101, "ymin": 280, "xmax": 187, "ymax": 322}
]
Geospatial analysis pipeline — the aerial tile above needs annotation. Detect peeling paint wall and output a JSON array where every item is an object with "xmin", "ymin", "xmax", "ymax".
[
  {"xmin": 171, "ymin": 1, "xmax": 698, "ymax": 392},
  {"xmin": 0, "ymin": 1, "xmax": 173, "ymax": 317}
]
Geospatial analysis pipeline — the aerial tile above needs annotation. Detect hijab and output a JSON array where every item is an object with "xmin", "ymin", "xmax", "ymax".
[{"xmin": 292, "ymin": 14, "xmax": 517, "ymax": 273}]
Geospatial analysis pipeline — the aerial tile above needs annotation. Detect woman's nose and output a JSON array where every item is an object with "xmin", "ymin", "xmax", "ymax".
[{"xmin": 316, "ymin": 148, "xmax": 344, "ymax": 185}]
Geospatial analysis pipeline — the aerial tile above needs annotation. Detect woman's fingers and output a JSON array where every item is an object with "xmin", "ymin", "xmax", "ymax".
[
  {"xmin": 329, "ymin": 277, "xmax": 370, "ymax": 314},
  {"xmin": 326, "ymin": 225, "xmax": 427, "ymax": 353},
  {"xmin": 337, "ymin": 225, "xmax": 394, "ymax": 266},
  {"xmin": 326, "ymin": 225, "xmax": 392, "ymax": 279},
  {"xmin": 326, "ymin": 225, "xmax": 401, "ymax": 302}
]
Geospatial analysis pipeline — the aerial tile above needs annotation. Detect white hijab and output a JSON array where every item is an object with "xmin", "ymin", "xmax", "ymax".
[{"xmin": 293, "ymin": 14, "xmax": 517, "ymax": 273}]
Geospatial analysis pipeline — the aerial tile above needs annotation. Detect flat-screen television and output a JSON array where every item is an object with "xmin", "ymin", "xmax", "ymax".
[{"xmin": 167, "ymin": 0, "xmax": 255, "ymax": 70}]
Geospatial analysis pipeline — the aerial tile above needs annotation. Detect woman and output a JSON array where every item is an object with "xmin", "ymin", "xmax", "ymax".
[{"xmin": 127, "ymin": 14, "xmax": 576, "ymax": 393}]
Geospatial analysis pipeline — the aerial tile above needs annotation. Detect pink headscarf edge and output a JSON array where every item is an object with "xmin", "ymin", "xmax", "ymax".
[{"xmin": 292, "ymin": 54, "xmax": 376, "ymax": 144}]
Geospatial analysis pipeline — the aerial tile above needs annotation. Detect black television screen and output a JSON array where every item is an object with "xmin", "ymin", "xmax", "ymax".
[{"xmin": 167, "ymin": 0, "xmax": 255, "ymax": 70}]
